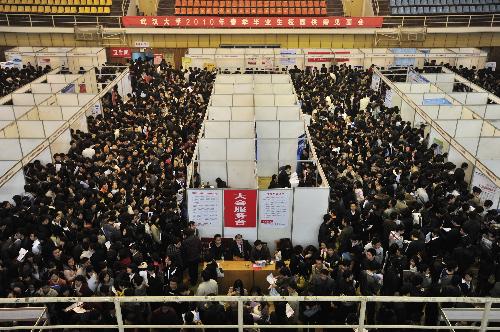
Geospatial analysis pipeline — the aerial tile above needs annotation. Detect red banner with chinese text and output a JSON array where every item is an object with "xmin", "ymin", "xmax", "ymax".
[
  {"xmin": 224, "ymin": 190, "xmax": 257, "ymax": 228},
  {"xmin": 122, "ymin": 16, "xmax": 383, "ymax": 28},
  {"xmin": 109, "ymin": 47, "xmax": 132, "ymax": 58}
]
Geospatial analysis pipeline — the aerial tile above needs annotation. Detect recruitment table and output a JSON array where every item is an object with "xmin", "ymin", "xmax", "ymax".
[{"xmin": 206, "ymin": 261, "xmax": 278, "ymax": 294}]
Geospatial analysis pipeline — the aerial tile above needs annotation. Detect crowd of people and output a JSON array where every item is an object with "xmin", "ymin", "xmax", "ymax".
[
  {"xmin": 0, "ymin": 58, "xmax": 499, "ymax": 330},
  {"xmin": 290, "ymin": 63, "xmax": 500, "ymax": 326},
  {"xmin": 0, "ymin": 63, "xmax": 51, "ymax": 97}
]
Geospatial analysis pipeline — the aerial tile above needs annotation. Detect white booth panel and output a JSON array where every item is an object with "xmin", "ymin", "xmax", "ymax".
[
  {"xmin": 275, "ymin": 94, "xmax": 296, "ymax": 106},
  {"xmin": 278, "ymin": 138, "xmax": 298, "ymax": 163},
  {"xmin": 43, "ymin": 120, "xmax": 65, "ymax": 137},
  {"xmin": 12, "ymin": 94, "xmax": 35, "ymax": 106},
  {"xmin": 56, "ymin": 94, "xmax": 79, "ymax": 106},
  {"xmin": 0, "ymin": 170, "xmax": 25, "ymax": 203},
  {"xmin": 208, "ymin": 107, "xmax": 231, "ymax": 120},
  {"xmin": 234, "ymin": 75, "xmax": 253, "ymax": 84},
  {"xmin": 279, "ymin": 121, "xmax": 304, "ymax": 138},
  {"xmin": 448, "ymin": 93, "xmax": 467, "ymax": 104},
  {"xmin": 455, "ymin": 120, "xmax": 483, "ymax": 137},
  {"xmin": 233, "ymin": 94, "xmax": 253, "ymax": 107},
  {"xmin": 199, "ymin": 138, "xmax": 227, "ymax": 160},
  {"xmin": 215, "ymin": 75, "xmax": 235, "ymax": 84},
  {"xmin": 20, "ymin": 138, "xmax": 45, "ymax": 157},
  {"xmin": 255, "ymin": 95, "xmax": 275, "ymax": 107},
  {"xmin": 13, "ymin": 106, "xmax": 32, "ymax": 119},
  {"xmin": 37, "ymin": 107, "xmax": 62, "ymax": 120},
  {"xmin": 198, "ymin": 161, "xmax": 227, "ymax": 186},
  {"xmin": 255, "ymin": 107, "xmax": 277, "ymax": 120},
  {"xmin": 231, "ymin": 107, "xmax": 254, "ymax": 121},
  {"xmin": 254, "ymin": 75, "xmax": 272, "ymax": 83},
  {"xmin": 407, "ymin": 94, "xmax": 424, "ymax": 105},
  {"xmin": 401, "ymin": 100, "xmax": 416, "ymax": 123},
  {"xmin": 234, "ymin": 84, "xmax": 253, "ymax": 94},
  {"xmin": 254, "ymin": 84, "xmax": 273, "ymax": 94},
  {"xmin": 455, "ymin": 137, "xmax": 479, "ymax": 156},
  {"xmin": 291, "ymin": 187, "xmax": 329, "ymax": 247},
  {"xmin": 214, "ymin": 84, "xmax": 234, "ymax": 94},
  {"xmin": 277, "ymin": 107, "xmax": 301, "ymax": 120},
  {"xmin": 485, "ymin": 105, "xmax": 500, "ymax": 120},
  {"xmin": 467, "ymin": 105, "xmax": 486, "ymax": 118},
  {"xmin": 465, "ymin": 93, "xmax": 488, "ymax": 105},
  {"xmin": 34, "ymin": 94, "xmax": 52, "ymax": 104},
  {"xmin": 273, "ymin": 84, "xmax": 294, "ymax": 94},
  {"xmin": 256, "ymin": 121, "xmax": 279, "ymax": 139},
  {"xmin": 0, "ymin": 139, "xmax": 23, "ymax": 160},
  {"xmin": 257, "ymin": 160, "xmax": 279, "ymax": 177},
  {"xmin": 477, "ymin": 138, "xmax": 500, "ymax": 159},
  {"xmin": 211, "ymin": 94, "xmax": 233, "ymax": 106},
  {"xmin": 33, "ymin": 146, "xmax": 53, "ymax": 164},
  {"xmin": 435, "ymin": 120, "xmax": 457, "ymax": 137},
  {"xmin": 77, "ymin": 94, "xmax": 96, "ymax": 105},
  {"xmin": 50, "ymin": 128, "xmax": 71, "ymax": 155},
  {"xmin": 227, "ymin": 139, "xmax": 254, "ymax": 160},
  {"xmin": 30, "ymin": 83, "xmax": 52, "ymax": 93},
  {"xmin": 447, "ymin": 146, "xmax": 474, "ymax": 183},
  {"xmin": 61, "ymin": 106, "xmax": 80, "ymax": 120},
  {"xmin": 272, "ymin": 74, "xmax": 290, "ymax": 83},
  {"xmin": 205, "ymin": 121, "xmax": 230, "ymax": 138},
  {"xmin": 69, "ymin": 113, "xmax": 88, "ymax": 133},
  {"xmin": 438, "ymin": 105, "xmax": 463, "ymax": 120},
  {"xmin": 257, "ymin": 139, "xmax": 279, "ymax": 161},
  {"xmin": 17, "ymin": 121, "xmax": 45, "ymax": 138},
  {"xmin": 411, "ymin": 84, "xmax": 431, "ymax": 93},
  {"xmin": 0, "ymin": 106, "xmax": 15, "ymax": 120},
  {"xmin": 230, "ymin": 121, "xmax": 254, "ymax": 138},
  {"xmin": 227, "ymin": 161, "xmax": 256, "ymax": 188}
]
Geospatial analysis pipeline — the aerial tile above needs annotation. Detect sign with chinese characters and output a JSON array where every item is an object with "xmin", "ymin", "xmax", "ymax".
[
  {"xmin": 471, "ymin": 169, "xmax": 500, "ymax": 208},
  {"xmin": 259, "ymin": 190, "xmax": 291, "ymax": 229},
  {"xmin": 110, "ymin": 47, "xmax": 132, "ymax": 58},
  {"xmin": 224, "ymin": 190, "xmax": 257, "ymax": 228},
  {"xmin": 134, "ymin": 41, "xmax": 150, "ymax": 48},
  {"xmin": 188, "ymin": 190, "xmax": 223, "ymax": 228},
  {"xmin": 122, "ymin": 16, "xmax": 383, "ymax": 28}
]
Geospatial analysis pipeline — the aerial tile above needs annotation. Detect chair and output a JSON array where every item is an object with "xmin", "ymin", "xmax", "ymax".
[
  {"xmin": 417, "ymin": 6, "xmax": 423, "ymax": 13},
  {"xmin": 430, "ymin": 6, "xmax": 436, "ymax": 12},
  {"xmin": 103, "ymin": 5, "xmax": 109, "ymax": 12}
]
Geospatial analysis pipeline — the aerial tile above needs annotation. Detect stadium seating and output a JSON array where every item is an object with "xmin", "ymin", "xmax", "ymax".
[
  {"xmin": 174, "ymin": 0, "xmax": 328, "ymax": 16},
  {"xmin": 389, "ymin": 0, "xmax": 500, "ymax": 15},
  {"xmin": 0, "ymin": 0, "xmax": 112, "ymax": 14}
]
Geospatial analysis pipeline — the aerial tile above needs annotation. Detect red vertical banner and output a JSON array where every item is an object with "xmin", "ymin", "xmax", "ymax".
[{"xmin": 224, "ymin": 190, "xmax": 257, "ymax": 228}]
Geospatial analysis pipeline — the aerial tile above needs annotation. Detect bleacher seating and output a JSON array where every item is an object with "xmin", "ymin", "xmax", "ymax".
[
  {"xmin": 389, "ymin": 0, "xmax": 500, "ymax": 15},
  {"xmin": 174, "ymin": 0, "xmax": 328, "ymax": 16},
  {"xmin": 0, "ymin": 0, "xmax": 112, "ymax": 14}
]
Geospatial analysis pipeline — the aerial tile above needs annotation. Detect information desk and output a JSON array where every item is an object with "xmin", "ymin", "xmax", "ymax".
[{"xmin": 205, "ymin": 261, "xmax": 277, "ymax": 294}]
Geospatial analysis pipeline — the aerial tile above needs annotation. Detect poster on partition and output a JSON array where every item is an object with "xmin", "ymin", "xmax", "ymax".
[
  {"xmin": 259, "ymin": 190, "xmax": 291, "ymax": 229},
  {"xmin": 371, "ymin": 73, "xmax": 381, "ymax": 91},
  {"xmin": 471, "ymin": 169, "xmax": 500, "ymax": 208},
  {"xmin": 384, "ymin": 89, "xmax": 393, "ymax": 108},
  {"xmin": 188, "ymin": 190, "xmax": 223, "ymax": 227},
  {"xmin": 224, "ymin": 190, "xmax": 257, "ymax": 228}
]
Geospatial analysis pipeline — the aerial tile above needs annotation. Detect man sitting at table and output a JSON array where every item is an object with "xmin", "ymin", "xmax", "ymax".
[
  {"xmin": 250, "ymin": 240, "xmax": 271, "ymax": 262},
  {"xmin": 229, "ymin": 234, "xmax": 251, "ymax": 261},
  {"xmin": 209, "ymin": 234, "xmax": 227, "ymax": 260}
]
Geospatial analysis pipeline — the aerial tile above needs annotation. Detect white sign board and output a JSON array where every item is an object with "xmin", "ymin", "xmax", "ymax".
[
  {"xmin": 371, "ymin": 73, "xmax": 381, "ymax": 91},
  {"xmin": 259, "ymin": 190, "xmax": 291, "ymax": 229},
  {"xmin": 471, "ymin": 169, "xmax": 500, "ymax": 208},
  {"xmin": 188, "ymin": 190, "xmax": 223, "ymax": 228},
  {"xmin": 134, "ymin": 41, "xmax": 150, "ymax": 48}
]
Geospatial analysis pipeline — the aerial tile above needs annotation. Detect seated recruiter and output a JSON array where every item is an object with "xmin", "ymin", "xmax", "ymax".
[
  {"xmin": 209, "ymin": 234, "xmax": 227, "ymax": 260},
  {"xmin": 250, "ymin": 240, "xmax": 271, "ymax": 262},
  {"xmin": 229, "ymin": 234, "xmax": 251, "ymax": 261}
]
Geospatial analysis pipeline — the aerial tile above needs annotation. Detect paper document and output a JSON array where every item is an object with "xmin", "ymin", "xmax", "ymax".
[{"xmin": 285, "ymin": 303, "xmax": 294, "ymax": 318}]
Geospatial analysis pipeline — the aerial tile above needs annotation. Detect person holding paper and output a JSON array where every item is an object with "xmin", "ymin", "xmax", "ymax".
[{"xmin": 250, "ymin": 240, "xmax": 271, "ymax": 263}]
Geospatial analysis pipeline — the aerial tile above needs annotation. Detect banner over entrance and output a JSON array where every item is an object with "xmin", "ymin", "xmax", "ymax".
[
  {"xmin": 122, "ymin": 16, "xmax": 383, "ymax": 28},
  {"xmin": 224, "ymin": 190, "xmax": 257, "ymax": 228}
]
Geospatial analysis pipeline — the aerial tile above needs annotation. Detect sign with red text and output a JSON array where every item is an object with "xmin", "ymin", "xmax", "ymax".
[
  {"xmin": 224, "ymin": 190, "xmax": 257, "ymax": 228},
  {"xmin": 110, "ymin": 47, "xmax": 132, "ymax": 58},
  {"xmin": 122, "ymin": 16, "xmax": 383, "ymax": 28},
  {"xmin": 259, "ymin": 190, "xmax": 291, "ymax": 229}
]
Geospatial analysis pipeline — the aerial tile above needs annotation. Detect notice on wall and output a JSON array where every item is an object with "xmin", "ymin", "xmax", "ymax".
[
  {"xmin": 188, "ymin": 190, "xmax": 223, "ymax": 228},
  {"xmin": 384, "ymin": 89, "xmax": 393, "ymax": 108},
  {"xmin": 371, "ymin": 73, "xmax": 381, "ymax": 91},
  {"xmin": 224, "ymin": 190, "xmax": 257, "ymax": 228},
  {"xmin": 259, "ymin": 190, "xmax": 291, "ymax": 229},
  {"xmin": 471, "ymin": 169, "xmax": 500, "ymax": 208}
]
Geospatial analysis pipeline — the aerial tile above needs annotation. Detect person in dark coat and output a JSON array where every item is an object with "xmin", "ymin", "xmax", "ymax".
[
  {"xmin": 182, "ymin": 228, "xmax": 202, "ymax": 285},
  {"xmin": 278, "ymin": 165, "xmax": 292, "ymax": 188}
]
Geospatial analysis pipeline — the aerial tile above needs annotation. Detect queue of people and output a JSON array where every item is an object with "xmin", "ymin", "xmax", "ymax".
[{"xmin": 0, "ymin": 63, "xmax": 51, "ymax": 97}]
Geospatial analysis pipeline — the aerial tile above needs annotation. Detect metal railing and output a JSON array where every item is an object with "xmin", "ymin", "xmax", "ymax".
[
  {"xmin": 0, "ymin": 13, "xmax": 498, "ymax": 29},
  {"xmin": 0, "ymin": 295, "xmax": 499, "ymax": 331}
]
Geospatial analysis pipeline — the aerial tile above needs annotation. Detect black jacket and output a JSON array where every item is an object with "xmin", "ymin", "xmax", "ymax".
[{"xmin": 229, "ymin": 240, "xmax": 251, "ymax": 260}]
